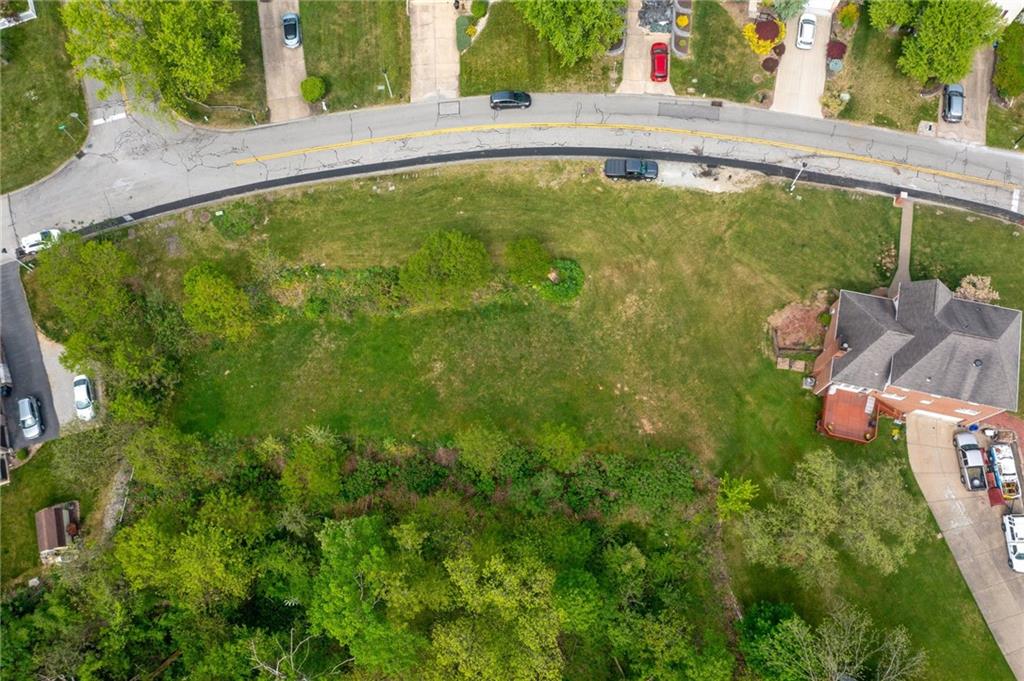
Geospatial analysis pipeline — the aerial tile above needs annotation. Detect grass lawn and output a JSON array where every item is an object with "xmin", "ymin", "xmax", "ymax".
[
  {"xmin": 460, "ymin": 2, "xmax": 621, "ymax": 95},
  {"xmin": 835, "ymin": 13, "xmax": 936, "ymax": 131},
  {"xmin": 987, "ymin": 99, "xmax": 1024, "ymax": 150},
  {"xmin": 670, "ymin": 0, "xmax": 771, "ymax": 104},
  {"xmin": 0, "ymin": 0, "xmax": 86, "ymax": 194},
  {"xmin": 181, "ymin": 0, "xmax": 267, "ymax": 127},
  {"xmin": 0, "ymin": 447, "xmax": 98, "ymax": 586},
  {"xmin": 25, "ymin": 164, "xmax": 1021, "ymax": 679},
  {"xmin": 300, "ymin": 0, "xmax": 410, "ymax": 110}
]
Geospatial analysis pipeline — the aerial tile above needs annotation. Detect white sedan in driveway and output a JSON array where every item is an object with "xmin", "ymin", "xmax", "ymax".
[
  {"xmin": 73, "ymin": 375, "xmax": 95, "ymax": 421},
  {"xmin": 796, "ymin": 13, "xmax": 817, "ymax": 50}
]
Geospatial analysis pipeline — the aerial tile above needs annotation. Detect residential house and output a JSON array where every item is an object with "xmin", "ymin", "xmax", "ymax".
[
  {"xmin": 812, "ymin": 279, "xmax": 1021, "ymax": 442},
  {"xmin": 35, "ymin": 501, "xmax": 81, "ymax": 565}
]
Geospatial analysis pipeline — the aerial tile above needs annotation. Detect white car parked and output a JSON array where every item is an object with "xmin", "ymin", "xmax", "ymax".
[
  {"xmin": 18, "ymin": 229, "xmax": 62, "ymax": 255},
  {"xmin": 1003, "ymin": 514, "xmax": 1024, "ymax": 573},
  {"xmin": 796, "ymin": 13, "xmax": 817, "ymax": 50},
  {"xmin": 73, "ymin": 375, "xmax": 95, "ymax": 421}
]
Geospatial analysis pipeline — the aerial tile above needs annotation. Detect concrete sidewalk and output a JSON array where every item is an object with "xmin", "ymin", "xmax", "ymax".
[
  {"xmin": 410, "ymin": 0, "xmax": 459, "ymax": 102},
  {"xmin": 258, "ymin": 0, "xmax": 310, "ymax": 123},
  {"xmin": 616, "ymin": 0, "xmax": 675, "ymax": 96},
  {"xmin": 906, "ymin": 414, "xmax": 1024, "ymax": 679}
]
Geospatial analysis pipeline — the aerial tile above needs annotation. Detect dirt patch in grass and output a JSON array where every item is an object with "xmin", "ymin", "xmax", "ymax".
[{"xmin": 767, "ymin": 290, "xmax": 830, "ymax": 349}]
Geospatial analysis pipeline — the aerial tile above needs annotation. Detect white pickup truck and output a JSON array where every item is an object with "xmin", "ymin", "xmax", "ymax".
[
  {"xmin": 1003, "ymin": 514, "xmax": 1024, "ymax": 573},
  {"xmin": 953, "ymin": 432, "xmax": 988, "ymax": 492}
]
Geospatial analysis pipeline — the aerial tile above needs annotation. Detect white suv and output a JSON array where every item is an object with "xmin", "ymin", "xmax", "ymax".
[
  {"xmin": 18, "ymin": 229, "xmax": 61, "ymax": 255},
  {"xmin": 1003, "ymin": 515, "xmax": 1024, "ymax": 573}
]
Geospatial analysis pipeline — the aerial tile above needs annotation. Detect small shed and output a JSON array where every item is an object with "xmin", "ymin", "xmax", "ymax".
[{"xmin": 35, "ymin": 501, "xmax": 81, "ymax": 565}]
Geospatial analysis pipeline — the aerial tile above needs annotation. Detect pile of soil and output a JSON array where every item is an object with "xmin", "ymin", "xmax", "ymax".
[{"xmin": 767, "ymin": 290, "xmax": 831, "ymax": 349}]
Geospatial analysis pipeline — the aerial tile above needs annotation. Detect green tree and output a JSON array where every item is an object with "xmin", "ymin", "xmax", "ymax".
[
  {"xmin": 995, "ymin": 22, "xmax": 1024, "ymax": 98},
  {"xmin": 867, "ymin": 0, "xmax": 921, "ymax": 28},
  {"xmin": 310, "ymin": 517, "xmax": 428, "ymax": 675},
  {"xmin": 535, "ymin": 422, "xmax": 586, "ymax": 473},
  {"xmin": 432, "ymin": 553, "xmax": 564, "ymax": 680},
  {"xmin": 125, "ymin": 423, "xmax": 215, "ymax": 496},
  {"xmin": 182, "ymin": 264, "xmax": 256, "ymax": 342},
  {"xmin": 896, "ymin": 0, "xmax": 1003, "ymax": 83},
  {"xmin": 743, "ymin": 450, "xmax": 927, "ymax": 590},
  {"xmin": 716, "ymin": 473, "xmax": 759, "ymax": 521},
  {"xmin": 772, "ymin": 0, "xmax": 809, "ymax": 21},
  {"xmin": 172, "ymin": 523, "xmax": 254, "ymax": 610},
  {"xmin": 399, "ymin": 229, "xmax": 492, "ymax": 304},
  {"xmin": 280, "ymin": 437, "xmax": 344, "ymax": 514},
  {"xmin": 505, "ymin": 236, "xmax": 552, "ymax": 286},
  {"xmin": 519, "ymin": 0, "xmax": 626, "ymax": 67},
  {"xmin": 453, "ymin": 424, "xmax": 513, "ymax": 479},
  {"xmin": 61, "ymin": 0, "xmax": 243, "ymax": 112}
]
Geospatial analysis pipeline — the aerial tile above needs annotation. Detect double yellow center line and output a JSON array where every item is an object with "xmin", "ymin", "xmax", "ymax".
[{"xmin": 234, "ymin": 122, "xmax": 1018, "ymax": 191}]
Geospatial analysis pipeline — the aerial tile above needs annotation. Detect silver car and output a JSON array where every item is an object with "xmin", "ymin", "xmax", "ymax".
[
  {"xmin": 17, "ymin": 397, "xmax": 43, "ymax": 440},
  {"xmin": 282, "ymin": 13, "xmax": 301, "ymax": 48},
  {"xmin": 73, "ymin": 375, "xmax": 95, "ymax": 421}
]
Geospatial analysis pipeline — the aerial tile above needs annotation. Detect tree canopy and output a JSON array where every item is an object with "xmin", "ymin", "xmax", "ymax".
[
  {"xmin": 519, "ymin": 0, "xmax": 626, "ymax": 67},
  {"xmin": 61, "ymin": 0, "xmax": 243, "ymax": 111}
]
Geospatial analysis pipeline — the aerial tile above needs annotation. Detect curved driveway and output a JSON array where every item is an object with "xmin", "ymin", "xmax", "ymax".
[{"xmin": 2, "ymin": 94, "xmax": 1022, "ymax": 249}]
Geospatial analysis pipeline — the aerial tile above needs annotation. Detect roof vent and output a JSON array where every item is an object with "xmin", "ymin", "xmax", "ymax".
[{"xmin": 973, "ymin": 359, "xmax": 983, "ymax": 368}]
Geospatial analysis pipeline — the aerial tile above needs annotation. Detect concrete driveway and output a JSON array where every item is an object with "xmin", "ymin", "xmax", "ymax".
[
  {"xmin": 0, "ymin": 262, "xmax": 59, "ymax": 451},
  {"xmin": 37, "ymin": 333, "xmax": 77, "ymax": 428},
  {"xmin": 410, "ymin": 0, "xmax": 459, "ymax": 102},
  {"xmin": 935, "ymin": 47, "xmax": 992, "ymax": 146},
  {"xmin": 258, "ymin": 0, "xmax": 310, "ymax": 123},
  {"xmin": 616, "ymin": 0, "xmax": 675, "ymax": 95},
  {"xmin": 906, "ymin": 413, "xmax": 1024, "ymax": 678},
  {"xmin": 770, "ymin": 12, "xmax": 828, "ymax": 118}
]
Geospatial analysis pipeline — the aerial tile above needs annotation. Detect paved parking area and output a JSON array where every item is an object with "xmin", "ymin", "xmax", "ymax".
[
  {"xmin": 770, "ymin": 12, "xmax": 828, "ymax": 118},
  {"xmin": 410, "ymin": 0, "xmax": 459, "ymax": 102},
  {"xmin": 934, "ymin": 47, "xmax": 992, "ymax": 146},
  {"xmin": 258, "ymin": 0, "xmax": 311, "ymax": 123},
  {"xmin": 37, "ymin": 333, "xmax": 76, "ymax": 427},
  {"xmin": 906, "ymin": 413, "xmax": 1024, "ymax": 678},
  {"xmin": 0, "ymin": 262, "xmax": 58, "ymax": 450},
  {"xmin": 616, "ymin": 0, "xmax": 675, "ymax": 96}
]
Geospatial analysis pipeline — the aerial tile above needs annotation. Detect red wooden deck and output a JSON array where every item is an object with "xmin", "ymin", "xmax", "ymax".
[{"xmin": 818, "ymin": 389, "xmax": 878, "ymax": 444}]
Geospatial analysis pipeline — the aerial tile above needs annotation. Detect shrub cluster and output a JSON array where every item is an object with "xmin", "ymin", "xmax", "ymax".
[{"xmin": 300, "ymin": 76, "xmax": 326, "ymax": 103}]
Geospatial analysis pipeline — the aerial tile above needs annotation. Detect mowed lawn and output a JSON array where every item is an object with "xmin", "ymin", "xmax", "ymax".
[
  {"xmin": 988, "ymin": 99, "xmax": 1024, "ymax": 151},
  {"xmin": 460, "ymin": 2, "xmax": 621, "ymax": 95},
  {"xmin": 670, "ymin": 0, "xmax": 771, "ymax": 104},
  {"xmin": 34, "ymin": 164, "xmax": 1022, "ymax": 680},
  {"xmin": 0, "ymin": 0, "xmax": 86, "ymax": 193},
  {"xmin": 837, "ymin": 13, "xmax": 936, "ymax": 131},
  {"xmin": 0, "ymin": 448, "xmax": 98, "ymax": 585},
  {"xmin": 300, "ymin": 0, "xmax": 410, "ymax": 110},
  {"xmin": 181, "ymin": 0, "xmax": 267, "ymax": 126}
]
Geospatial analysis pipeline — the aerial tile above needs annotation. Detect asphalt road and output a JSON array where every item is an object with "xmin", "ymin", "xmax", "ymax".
[
  {"xmin": 0, "ymin": 262, "xmax": 58, "ymax": 450},
  {"xmin": 2, "ymin": 93, "xmax": 1021, "ymax": 255}
]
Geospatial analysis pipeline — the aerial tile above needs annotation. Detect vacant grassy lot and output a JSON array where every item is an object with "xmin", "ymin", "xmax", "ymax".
[
  {"xmin": 670, "ymin": 0, "xmax": 771, "ymax": 104},
  {"xmin": 300, "ymin": 0, "xmax": 410, "ymax": 110},
  {"xmin": 0, "ymin": 448, "xmax": 98, "ymax": 585},
  {"xmin": 181, "ymin": 0, "xmax": 267, "ymax": 126},
  {"xmin": 836, "ymin": 15, "xmax": 936, "ymax": 130},
  {"xmin": 988, "ymin": 99, "xmax": 1024, "ymax": 150},
  {"xmin": 460, "ymin": 2, "xmax": 621, "ymax": 95},
  {"xmin": 25, "ymin": 164, "xmax": 1020, "ymax": 679},
  {"xmin": 0, "ymin": 0, "xmax": 86, "ymax": 193}
]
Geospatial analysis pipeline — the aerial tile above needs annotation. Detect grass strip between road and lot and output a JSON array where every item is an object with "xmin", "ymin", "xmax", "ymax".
[
  {"xmin": 460, "ymin": 1, "xmax": 621, "ymax": 95},
  {"xmin": 300, "ymin": 0, "xmax": 411, "ymax": 111},
  {"xmin": 0, "ymin": 0, "xmax": 86, "ymax": 194}
]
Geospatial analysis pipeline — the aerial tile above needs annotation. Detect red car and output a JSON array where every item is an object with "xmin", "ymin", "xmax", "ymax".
[{"xmin": 650, "ymin": 42, "xmax": 669, "ymax": 82}]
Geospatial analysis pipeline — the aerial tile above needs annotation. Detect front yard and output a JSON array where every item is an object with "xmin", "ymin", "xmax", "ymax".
[
  {"xmin": 833, "ymin": 12, "xmax": 935, "ymax": 130},
  {"xmin": 0, "ymin": 0, "xmax": 86, "ymax": 193},
  {"xmin": 987, "ymin": 99, "xmax": 1024, "ymax": 150},
  {"xmin": 300, "ymin": 0, "xmax": 410, "ymax": 110},
  {"xmin": 460, "ymin": 2, "xmax": 621, "ymax": 95},
  {"xmin": 180, "ymin": 0, "xmax": 268, "ymax": 127},
  {"xmin": 669, "ymin": 0, "xmax": 771, "ymax": 104},
  {"xmin": 30, "ymin": 162, "xmax": 1022, "ymax": 680}
]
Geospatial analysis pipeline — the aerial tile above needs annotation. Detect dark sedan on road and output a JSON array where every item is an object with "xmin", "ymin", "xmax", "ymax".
[{"xmin": 489, "ymin": 91, "xmax": 532, "ymax": 110}]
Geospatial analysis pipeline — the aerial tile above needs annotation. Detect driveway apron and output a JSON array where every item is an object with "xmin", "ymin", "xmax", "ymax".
[
  {"xmin": 770, "ymin": 12, "xmax": 828, "ymax": 118},
  {"xmin": 258, "ymin": 0, "xmax": 311, "ymax": 123},
  {"xmin": 410, "ymin": 0, "xmax": 460, "ymax": 102},
  {"xmin": 906, "ymin": 413, "xmax": 1024, "ymax": 679}
]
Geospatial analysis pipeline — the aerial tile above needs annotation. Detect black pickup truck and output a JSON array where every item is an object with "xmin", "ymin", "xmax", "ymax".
[{"xmin": 603, "ymin": 158, "xmax": 658, "ymax": 181}]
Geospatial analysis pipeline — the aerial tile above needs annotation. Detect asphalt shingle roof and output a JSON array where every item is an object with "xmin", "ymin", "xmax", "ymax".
[{"xmin": 831, "ymin": 280, "xmax": 1021, "ymax": 411}]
